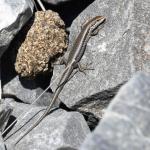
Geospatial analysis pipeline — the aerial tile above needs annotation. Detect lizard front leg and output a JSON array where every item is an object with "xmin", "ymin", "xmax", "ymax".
[
  {"xmin": 77, "ymin": 62, "xmax": 94, "ymax": 75},
  {"xmin": 52, "ymin": 57, "xmax": 67, "ymax": 66}
]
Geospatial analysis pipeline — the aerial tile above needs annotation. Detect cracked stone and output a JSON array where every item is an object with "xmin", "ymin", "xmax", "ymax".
[{"xmin": 80, "ymin": 72, "xmax": 150, "ymax": 150}]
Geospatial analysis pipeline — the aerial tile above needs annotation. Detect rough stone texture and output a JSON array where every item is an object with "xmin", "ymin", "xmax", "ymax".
[
  {"xmin": 15, "ymin": 10, "xmax": 68, "ymax": 78},
  {"xmin": 57, "ymin": 147, "xmax": 77, "ymax": 150},
  {"xmin": 2, "ymin": 75, "xmax": 60, "ymax": 106},
  {"xmin": 42, "ymin": 0, "xmax": 72, "ymax": 5},
  {"xmin": 0, "ymin": 0, "xmax": 34, "ymax": 57},
  {"xmin": 0, "ymin": 99, "xmax": 13, "ymax": 132},
  {"xmin": 72, "ymin": 83, "xmax": 123, "ymax": 119},
  {"xmin": 4, "ymin": 99, "xmax": 90, "ymax": 150},
  {"xmin": 51, "ymin": 0, "xmax": 150, "ymax": 111},
  {"xmin": 1, "ymin": 28, "xmax": 57, "ymax": 107},
  {"xmin": 0, "ymin": 133, "xmax": 5, "ymax": 150},
  {"xmin": 80, "ymin": 72, "xmax": 150, "ymax": 150}
]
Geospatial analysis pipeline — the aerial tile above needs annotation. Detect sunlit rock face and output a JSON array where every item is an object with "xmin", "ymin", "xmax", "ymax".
[{"xmin": 0, "ymin": 0, "xmax": 34, "ymax": 57}]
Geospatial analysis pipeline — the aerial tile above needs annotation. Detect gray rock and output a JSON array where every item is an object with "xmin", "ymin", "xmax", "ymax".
[
  {"xmin": 3, "ymin": 75, "xmax": 59, "ymax": 107},
  {"xmin": 72, "ymin": 83, "xmax": 123, "ymax": 119},
  {"xmin": 51, "ymin": 0, "xmax": 150, "ymax": 113},
  {"xmin": 0, "ymin": 99, "xmax": 13, "ymax": 132},
  {"xmin": 0, "ymin": 133, "xmax": 5, "ymax": 150},
  {"xmin": 4, "ymin": 99, "xmax": 90, "ymax": 150},
  {"xmin": 42, "ymin": 0, "xmax": 72, "ymax": 5},
  {"xmin": 2, "ymin": 41, "xmax": 59, "ymax": 107},
  {"xmin": 0, "ymin": 0, "xmax": 34, "ymax": 57},
  {"xmin": 57, "ymin": 147, "xmax": 77, "ymax": 150},
  {"xmin": 80, "ymin": 72, "xmax": 150, "ymax": 150}
]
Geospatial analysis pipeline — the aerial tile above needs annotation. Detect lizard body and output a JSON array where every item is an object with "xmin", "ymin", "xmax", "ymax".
[{"xmin": 15, "ymin": 16, "xmax": 106, "ymax": 144}]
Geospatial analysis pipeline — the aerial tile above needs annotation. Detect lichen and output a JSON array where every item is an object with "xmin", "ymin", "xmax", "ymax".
[{"xmin": 15, "ymin": 10, "xmax": 68, "ymax": 78}]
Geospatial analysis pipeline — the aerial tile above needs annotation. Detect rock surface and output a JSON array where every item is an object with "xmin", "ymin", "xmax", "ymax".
[
  {"xmin": 0, "ymin": 0, "xmax": 34, "ymax": 57},
  {"xmin": 0, "ymin": 133, "xmax": 5, "ymax": 150},
  {"xmin": 51, "ymin": 0, "xmax": 150, "ymax": 113},
  {"xmin": 42, "ymin": 0, "xmax": 72, "ymax": 5},
  {"xmin": 57, "ymin": 146, "xmax": 77, "ymax": 150},
  {"xmin": 4, "ymin": 99, "xmax": 90, "ymax": 150},
  {"xmin": 0, "ymin": 99, "xmax": 13, "ymax": 132},
  {"xmin": 72, "ymin": 83, "xmax": 123, "ymax": 119},
  {"xmin": 80, "ymin": 72, "xmax": 150, "ymax": 150},
  {"xmin": 3, "ymin": 75, "xmax": 59, "ymax": 106}
]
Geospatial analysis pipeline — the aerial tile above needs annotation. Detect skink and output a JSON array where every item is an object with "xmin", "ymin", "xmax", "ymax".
[{"xmin": 15, "ymin": 16, "xmax": 106, "ymax": 144}]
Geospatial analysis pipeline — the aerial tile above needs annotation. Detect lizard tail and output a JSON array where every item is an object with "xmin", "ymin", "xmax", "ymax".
[{"xmin": 14, "ymin": 85, "xmax": 63, "ymax": 146}]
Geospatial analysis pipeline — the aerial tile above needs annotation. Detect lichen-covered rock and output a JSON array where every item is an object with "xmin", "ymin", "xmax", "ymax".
[
  {"xmin": 15, "ymin": 10, "xmax": 68, "ymax": 78},
  {"xmin": 0, "ymin": 133, "xmax": 5, "ymax": 150}
]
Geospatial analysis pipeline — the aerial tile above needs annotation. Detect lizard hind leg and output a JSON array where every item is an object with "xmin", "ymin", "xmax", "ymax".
[
  {"xmin": 91, "ymin": 23, "xmax": 105, "ymax": 36},
  {"xmin": 56, "ymin": 69, "xmax": 78, "ymax": 91}
]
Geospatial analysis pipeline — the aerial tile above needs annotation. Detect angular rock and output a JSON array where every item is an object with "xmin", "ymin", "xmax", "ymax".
[
  {"xmin": 15, "ymin": 10, "xmax": 67, "ymax": 78},
  {"xmin": 72, "ymin": 83, "xmax": 123, "ymax": 119},
  {"xmin": 2, "ymin": 75, "xmax": 58, "ymax": 106},
  {"xmin": 80, "ymin": 72, "xmax": 150, "ymax": 150},
  {"xmin": 0, "ymin": 99, "xmax": 13, "ymax": 132},
  {"xmin": 0, "ymin": 0, "xmax": 34, "ymax": 57},
  {"xmin": 51, "ymin": 0, "xmax": 150, "ymax": 114},
  {"xmin": 42, "ymin": 0, "xmax": 72, "ymax": 5},
  {"xmin": 0, "ymin": 133, "xmax": 5, "ymax": 150},
  {"xmin": 4, "ymin": 99, "xmax": 90, "ymax": 150}
]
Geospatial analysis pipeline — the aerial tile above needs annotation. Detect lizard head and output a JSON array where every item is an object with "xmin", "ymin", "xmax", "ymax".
[
  {"xmin": 82, "ymin": 16, "xmax": 106, "ymax": 34},
  {"xmin": 89, "ymin": 16, "xmax": 106, "ymax": 33}
]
